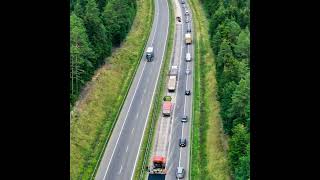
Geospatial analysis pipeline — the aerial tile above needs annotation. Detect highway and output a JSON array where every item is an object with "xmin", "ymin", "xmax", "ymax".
[
  {"xmin": 94, "ymin": 0, "xmax": 169, "ymax": 178},
  {"xmin": 164, "ymin": 0, "xmax": 194, "ymax": 179},
  {"xmin": 148, "ymin": 0, "xmax": 194, "ymax": 179}
]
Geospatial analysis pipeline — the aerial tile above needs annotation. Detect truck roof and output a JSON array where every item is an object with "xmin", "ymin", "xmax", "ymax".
[
  {"xmin": 185, "ymin": 33, "xmax": 191, "ymax": 38},
  {"xmin": 153, "ymin": 156, "xmax": 166, "ymax": 163},
  {"xmin": 163, "ymin": 102, "xmax": 172, "ymax": 110},
  {"xmin": 147, "ymin": 47, "xmax": 153, "ymax": 52}
]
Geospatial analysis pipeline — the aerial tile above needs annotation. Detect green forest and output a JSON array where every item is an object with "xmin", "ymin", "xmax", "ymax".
[
  {"xmin": 200, "ymin": 0, "xmax": 250, "ymax": 179},
  {"xmin": 70, "ymin": 0, "xmax": 137, "ymax": 106}
]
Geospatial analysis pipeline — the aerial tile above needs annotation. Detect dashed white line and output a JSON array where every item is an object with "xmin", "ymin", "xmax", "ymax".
[
  {"xmin": 126, "ymin": 146, "xmax": 129, "ymax": 153},
  {"xmin": 131, "ymin": 128, "xmax": 135, "ymax": 134},
  {"xmin": 102, "ymin": 61, "xmax": 147, "ymax": 180},
  {"xmin": 118, "ymin": 165, "xmax": 123, "ymax": 175}
]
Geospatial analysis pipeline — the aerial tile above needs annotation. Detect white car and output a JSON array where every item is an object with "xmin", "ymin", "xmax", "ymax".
[{"xmin": 185, "ymin": 10, "xmax": 189, "ymax": 16}]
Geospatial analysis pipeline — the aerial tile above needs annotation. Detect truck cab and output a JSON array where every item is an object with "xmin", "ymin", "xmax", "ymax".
[
  {"xmin": 146, "ymin": 47, "xmax": 154, "ymax": 61},
  {"xmin": 149, "ymin": 156, "xmax": 167, "ymax": 174}
]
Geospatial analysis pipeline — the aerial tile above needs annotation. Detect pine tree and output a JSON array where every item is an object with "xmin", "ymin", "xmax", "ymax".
[
  {"xmin": 216, "ymin": 39, "xmax": 234, "ymax": 75},
  {"xmin": 84, "ymin": 0, "xmax": 111, "ymax": 68},
  {"xmin": 229, "ymin": 124, "xmax": 249, "ymax": 170},
  {"xmin": 235, "ymin": 143, "xmax": 250, "ymax": 180},
  {"xmin": 219, "ymin": 81, "xmax": 237, "ymax": 134},
  {"xmin": 234, "ymin": 28, "xmax": 250, "ymax": 59},
  {"xmin": 227, "ymin": 72, "xmax": 250, "ymax": 127},
  {"xmin": 70, "ymin": 13, "xmax": 95, "ymax": 105}
]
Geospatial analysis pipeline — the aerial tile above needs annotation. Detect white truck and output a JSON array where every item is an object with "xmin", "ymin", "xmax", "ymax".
[
  {"xmin": 168, "ymin": 76, "xmax": 177, "ymax": 92},
  {"xmin": 185, "ymin": 33, "xmax": 192, "ymax": 44},
  {"xmin": 169, "ymin": 65, "xmax": 178, "ymax": 77}
]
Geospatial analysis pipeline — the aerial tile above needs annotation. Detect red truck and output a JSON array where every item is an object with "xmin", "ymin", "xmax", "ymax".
[
  {"xmin": 148, "ymin": 156, "xmax": 167, "ymax": 174},
  {"xmin": 162, "ymin": 101, "xmax": 172, "ymax": 116}
]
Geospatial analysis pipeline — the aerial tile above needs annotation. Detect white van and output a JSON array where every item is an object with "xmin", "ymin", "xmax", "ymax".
[{"xmin": 186, "ymin": 52, "xmax": 191, "ymax": 62}]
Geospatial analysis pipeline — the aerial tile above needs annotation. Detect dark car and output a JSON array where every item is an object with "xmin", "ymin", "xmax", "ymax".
[
  {"xmin": 181, "ymin": 115, "xmax": 188, "ymax": 122},
  {"xmin": 187, "ymin": 26, "xmax": 191, "ymax": 32},
  {"xmin": 185, "ymin": 89, "xmax": 191, "ymax": 95},
  {"xmin": 179, "ymin": 138, "xmax": 187, "ymax": 147}
]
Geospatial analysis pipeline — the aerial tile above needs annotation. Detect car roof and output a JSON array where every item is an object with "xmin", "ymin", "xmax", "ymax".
[{"xmin": 177, "ymin": 167, "xmax": 184, "ymax": 173}]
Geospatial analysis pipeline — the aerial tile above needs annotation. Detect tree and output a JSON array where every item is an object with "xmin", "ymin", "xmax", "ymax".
[
  {"xmin": 229, "ymin": 124, "xmax": 249, "ymax": 169},
  {"xmin": 235, "ymin": 143, "xmax": 250, "ymax": 180},
  {"xmin": 216, "ymin": 39, "xmax": 234, "ymax": 75},
  {"xmin": 227, "ymin": 72, "xmax": 250, "ymax": 127},
  {"xmin": 238, "ymin": 6, "xmax": 250, "ymax": 28},
  {"xmin": 224, "ymin": 19, "xmax": 241, "ymax": 45},
  {"xmin": 84, "ymin": 0, "xmax": 111, "ymax": 68},
  {"xmin": 210, "ymin": 5, "xmax": 227, "ymax": 37},
  {"xmin": 234, "ymin": 28, "xmax": 250, "ymax": 59},
  {"xmin": 73, "ymin": 0, "xmax": 86, "ymax": 18},
  {"xmin": 219, "ymin": 81, "xmax": 237, "ymax": 134},
  {"xmin": 70, "ymin": 13, "xmax": 95, "ymax": 105},
  {"xmin": 102, "ymin": 0, "xmax": 136, "ymax": 46}
]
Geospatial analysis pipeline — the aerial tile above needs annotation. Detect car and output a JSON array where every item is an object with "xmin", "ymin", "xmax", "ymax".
[
  {"xmin": 163, "ymin": 95, "xmax": 172, "ymax": 101},
  {"xmin": 186, "ymin": 52, "xmax": 191, "ymax": 62},
  {"xmin": 176, "ymin": 167, "xmax": 185, "ymax": 179},
  {"xmin": 179, "ymin": 138, "xmax": 187, "ymax": 147},
  {"xmin": 185, "ymin": 89, "xmax": 191, "ymax": 96},
  {"xmin": 185, "ymin": 10, "xmax": 189, "ymax": 16},
  {"xmin": 187, "ymin": 26, "xmax": 191, "ymax": 32},
  {"xmin": 181, "ymin": 0, "xmax": 185, "ymax": 4},
  {"xmin": 181, "ymin": 115, "xmax": 188, "ymax": 122}
]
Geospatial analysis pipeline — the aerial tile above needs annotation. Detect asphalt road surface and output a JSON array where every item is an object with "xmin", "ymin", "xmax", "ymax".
[
  {"xmin": 164, "ymin": 0, "xmax": 194, "ymax": 179},
  {"xmin": 94, "ymin": 0, "xmax": 169, "ymax": 179},
  {"xmin": 147, "ymin": 0, "xmax": 194, "ymax": 179}
]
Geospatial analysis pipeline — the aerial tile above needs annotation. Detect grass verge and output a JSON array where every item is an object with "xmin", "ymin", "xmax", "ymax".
[
  {"xmin": 70, "ymin": 0, "xmax": 153, "ymax": 178},
  {"xmin": 188, "ymin": 0, "xmax": 231, "ymax": 179},
  {"xmin": 133, "ymin": 0, "xmax": 175, "ymax": 178}
]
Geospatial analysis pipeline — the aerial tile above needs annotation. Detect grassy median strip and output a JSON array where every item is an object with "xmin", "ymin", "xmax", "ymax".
[
  {"xmin": 189, "ymin": 0, "xmax": 231, "ymax": 179},
  {"xmin": 133, "ymin": 0, "xmax": 174, "ymax": 179},
  {"xmin": 70, "ymin": 0, "xmax": 153, "ymax": 178}
]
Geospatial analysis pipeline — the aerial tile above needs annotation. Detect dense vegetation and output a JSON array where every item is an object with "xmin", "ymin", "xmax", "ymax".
[
  {"xmin": 70, "ymin": 0, "xmax": 153, "ymax": 178},
  {"xmin": 200, "ymin": 0, "xmax": 250, "ymax": 179},
  {"xmin": 70, "ymin": 0, "xmax": 137, "ymax": 106}
]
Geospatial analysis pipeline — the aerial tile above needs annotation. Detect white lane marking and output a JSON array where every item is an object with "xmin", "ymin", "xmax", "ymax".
[
  {"xmin": 126, "ymin": 145, "xmax": 129, "ymax": 153},
  {"xmin": 130, "ymin": 0, "xmax": 169, "ymax": 179},
  {"xmin": 132, "ymin": 128, "xmax": 135, "ymax": 134},
  {"xmin": 144, "ymin": 88, "xmax": 147, "ymax": 94},
  {"xmin": 118, "ymin": 165, "xmax": 123, "ymax": 175},
  {"xmin": 136, "ymin": 113, "xmax": 139, "ymax": 119},
  {"xmin": 103, "ymin": 60, "xmax": 147, "ymax": 180},
  {"xmin": 178, "ymin": 122, "xmax": 184, "ymax": 167}
]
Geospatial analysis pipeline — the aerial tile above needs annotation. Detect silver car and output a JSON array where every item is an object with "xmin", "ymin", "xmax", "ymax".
[
  {"xmin": 176, "ymin": 167, "xmax": 185, "ymax": 179},
  {"xmin": 186, "ymin": 69, "xmax": 191, "ymax": 75}
]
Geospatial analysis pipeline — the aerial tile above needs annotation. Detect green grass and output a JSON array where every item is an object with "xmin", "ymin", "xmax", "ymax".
[
  {"xmin": 189, "ymin": 0, "xmax": 231, "ymax": 179},
  {"xmin": 133, "ymin": 0, "xmax": 175, "ymax": 178},
  {"xmin": 70, "ymin": 0, "xmax": 153, "ymax": 178}
]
